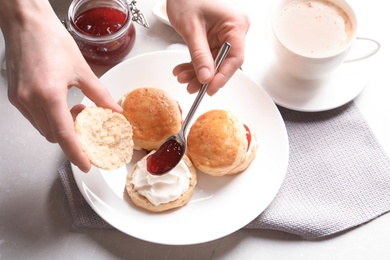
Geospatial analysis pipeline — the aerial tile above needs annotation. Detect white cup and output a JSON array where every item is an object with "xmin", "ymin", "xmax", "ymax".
[{"xmin": 271, "ymin": 0, "xmax": 380, "ymax": 80}]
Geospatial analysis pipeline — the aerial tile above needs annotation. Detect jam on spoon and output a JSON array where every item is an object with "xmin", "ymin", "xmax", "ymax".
[
  {"xmin": 146, "ymin": 42, "xmax": 232, "ymax": 175},
  {"xmin": 146, "ymin": 139, "xmax": 185, "ymax": 174}
]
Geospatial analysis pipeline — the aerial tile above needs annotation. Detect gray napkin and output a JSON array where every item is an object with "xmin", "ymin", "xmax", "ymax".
[{"xmin": 59, "ymin": 101, "xmax": 390, "ymax": 239}]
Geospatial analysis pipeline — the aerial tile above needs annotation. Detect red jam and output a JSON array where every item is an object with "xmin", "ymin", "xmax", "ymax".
[
  {"xmin": 177, "ymin": 102, "xmax": 183, "ymax": 124},
  {"xmin": 74, "ymin": 7, "xmax": 126, "ymax": 36},
  {"xmin": 244, "ymin": 124, "xmax": 252, "ymax": 151},
  {"xmin": 146, "ymin": 103, "xmax": 183, "ymax": 175},
  {"xmin": 71, "ymin": 7, "xmax": 136, "ymax": 65},
  {"xmin": 146, "ymin": 139, "xmax": 185, "ymax": 175}
]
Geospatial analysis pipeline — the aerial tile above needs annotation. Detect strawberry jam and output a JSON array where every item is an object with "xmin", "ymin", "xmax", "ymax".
[
  {"xmin": 146, "ymin": 139, "xmax": 185, "ymax": 175},
  {"xmin": 244, "ymin": 124, "xmax": 252, "ymax": 151},
  {"xmin": 70, "ymin": 6, "xmax": 135, "ymax": 65}
]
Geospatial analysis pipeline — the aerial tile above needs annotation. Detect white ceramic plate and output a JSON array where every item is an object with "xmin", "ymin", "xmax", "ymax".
[
  {"xmin": 71, "ymin": 50, "xmax": 289, "ymax": 245},
  {"xmin": 152, "ymin": 0, "xmax": 171, "ymax": 26}
]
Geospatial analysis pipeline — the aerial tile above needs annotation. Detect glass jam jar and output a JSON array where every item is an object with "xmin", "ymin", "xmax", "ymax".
[{"xmin": 64, "ymin": 0, "xmax": 148, "ymax": 65}]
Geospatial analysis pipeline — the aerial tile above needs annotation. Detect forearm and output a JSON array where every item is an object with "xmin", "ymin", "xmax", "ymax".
[{"xmin": 0, "ymin": 0, "xmax": 56, "ymax": 39}]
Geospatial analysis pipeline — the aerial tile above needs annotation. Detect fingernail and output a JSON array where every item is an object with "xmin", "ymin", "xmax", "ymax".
[
  {"xmin": 208, "ymin": 88, "xmax": 218, "ymax": 97},
  {"xmin": 80, "ymin": 165, "xmax": 90, "ymax": 173},
  {"xmin": 198, "ymin": 68, "xmax": 211, "ymax": 82}
]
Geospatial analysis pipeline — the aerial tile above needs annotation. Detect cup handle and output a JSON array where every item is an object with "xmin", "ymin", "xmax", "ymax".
[{"xmin": 344, "ymin": 37, "xmax": 381, "ymax": 63}]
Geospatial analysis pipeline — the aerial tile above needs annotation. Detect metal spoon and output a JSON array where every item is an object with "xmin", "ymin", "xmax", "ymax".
[{"xmin": 146, "ymin": 42, "xmax": 231, "ymax": 175}]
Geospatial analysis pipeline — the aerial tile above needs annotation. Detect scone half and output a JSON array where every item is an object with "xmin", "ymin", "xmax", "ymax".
[{"xmin": 75, "ymin": 106, "xmax": 134, "ymax": 171}]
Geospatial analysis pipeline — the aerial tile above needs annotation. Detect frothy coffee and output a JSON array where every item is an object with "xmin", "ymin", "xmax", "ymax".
[{"xmin": 273, "ymin": 0, "xmax": 353, "ymax": 58}]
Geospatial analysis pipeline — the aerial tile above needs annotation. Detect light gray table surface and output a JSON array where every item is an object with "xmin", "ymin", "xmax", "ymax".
[{"xmin": 1, "ymin": 0, "xmax": 390, "ymax": 259}]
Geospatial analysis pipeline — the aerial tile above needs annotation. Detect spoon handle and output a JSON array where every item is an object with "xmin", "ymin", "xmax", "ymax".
[{"xmin": 181, "ymin": 42, "xmax": 231, "ymax": 134}]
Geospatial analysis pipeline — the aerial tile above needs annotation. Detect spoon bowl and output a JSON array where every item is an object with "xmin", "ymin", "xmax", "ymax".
[{"xmin": 146, "ymin": 42, "xmax": 231, "ymax": 175}]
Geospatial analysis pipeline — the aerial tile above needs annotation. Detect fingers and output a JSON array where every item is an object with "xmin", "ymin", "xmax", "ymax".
[
  {"xmin": 173, "ymin": 23, "xmax": 244, "ymax": 95},
  {"xmin": 168, "ymin": 0, "xmax": 250, "ymax": 96},
  {"xmin": 172, "ymin": 50, "xmax": 240, "ymax": 96},
  {"xmin": 65, "ymin": 71, "xmax": 121, "ymax": 172},
  {"xmin": 66, "ymin": 71, "xmax": 122, "ymax": 172},
  {"xmin": 180, "ymin": 26, "xmax": 215, "ymax": 85},
  {"xmin": 172, "ymin": 63, "xmax": 198, "ymax": 92},
  {"xmin": 70, "ymin": 104, "xmax": 86, "ymax": 121},
  {"xmin": 45, "ymin": 98, "xmax": 91, "ymax": 173},
  {"xmin": 77, "ymin": 70, "xmax": 123, "ymax": 113}
]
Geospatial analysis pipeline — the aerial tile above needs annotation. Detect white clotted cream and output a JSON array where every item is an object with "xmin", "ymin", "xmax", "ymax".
[{"xmin": 130, "ymin": 152, "xmax": 192, "ymax": 205}]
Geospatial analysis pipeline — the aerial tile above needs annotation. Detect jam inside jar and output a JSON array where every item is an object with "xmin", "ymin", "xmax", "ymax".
[{"xmin": 66, "ymin": 0, "xmax": 136, "ymax": 65}]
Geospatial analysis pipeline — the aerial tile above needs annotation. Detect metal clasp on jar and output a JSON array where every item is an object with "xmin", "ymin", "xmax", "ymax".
[{"xmin": 129, "ymin": 0, "xmax": 149, "ymax": 29}]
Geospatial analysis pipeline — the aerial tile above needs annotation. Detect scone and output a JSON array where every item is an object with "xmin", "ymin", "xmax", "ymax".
[
  {"xmin": 119, "ymin": 87, "xmax": 182, "ymax": 151},
  {"xmin": 126, "ymin": 154, "xmax": 197, "ymax": 212},
  {"xmin": 74, "ymin": 106, "xmax": 134, "ymax": 170},
  {"xmin": 187, "ymin": 109, "xmax": 258, "ymax": 176}
]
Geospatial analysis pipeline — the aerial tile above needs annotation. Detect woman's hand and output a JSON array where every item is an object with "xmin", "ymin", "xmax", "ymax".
[
  {"xmin": 1, "ymin": 1, "xmax": 122, "ymax": 172},
  {"xmin": 166, "ymin": 0, "xmax": 250, "ymax": 95}
]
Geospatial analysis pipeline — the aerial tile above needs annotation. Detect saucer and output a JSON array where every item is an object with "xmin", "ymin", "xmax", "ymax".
[
  {"xmin": 261, "ymin": 54, "xmax": 374, "ymax": 112},
  {"xmin": 152, "ymin": 0, "xmax": 170, "ymax": 26}
]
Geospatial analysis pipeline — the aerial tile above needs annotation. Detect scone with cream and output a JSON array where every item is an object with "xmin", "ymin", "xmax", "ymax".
[
  {"xmin": 119, "ymin": 87, "xmax": 182, "ymax": 151},
  {"xmin": 75, "ymin": 106, "xmax": 134, "ymax": 170},
  {"xmin": 126, "ymin": 153, "xmax": 197, "ymax": 212},
  {"xmin": 187, "ymin": 109, "xmax": 257, "ymax": 176}
]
